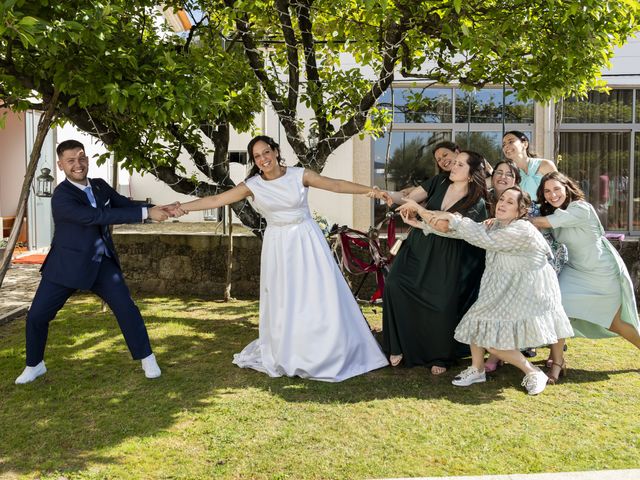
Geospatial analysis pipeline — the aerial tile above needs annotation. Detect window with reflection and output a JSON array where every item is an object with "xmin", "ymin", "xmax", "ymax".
[
  {"xmin": 373, "ymin": 131, "xmax": 451, "ymax": 225},
  {"xmin": 562, "ymin": 90, "xmax": 633, "ymax": 123},
  {"xmin": 456, "ymin": 89, "xmax": 534, "ymax": 124},
  {"xmin": 377, "ymin": 87, "xmax": 453, "ymax": 123},
  {"xmin": 454, "ymin": 131, "xmax": 505, "ymax": 165},
  {"xmin": 558, "ymin": 132, "xmax": 630, "ymax": 230}
]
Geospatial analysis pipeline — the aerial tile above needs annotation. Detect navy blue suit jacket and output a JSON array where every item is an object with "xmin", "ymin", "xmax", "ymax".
[{"xmin": 41, "ymin": 178, "xmax": 148, "ymax": 290}]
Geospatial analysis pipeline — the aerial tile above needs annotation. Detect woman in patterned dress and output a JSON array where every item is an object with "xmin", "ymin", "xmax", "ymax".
[{"xmin": 398, "ymin": 186, "xmax": 573, "ymax": 395}]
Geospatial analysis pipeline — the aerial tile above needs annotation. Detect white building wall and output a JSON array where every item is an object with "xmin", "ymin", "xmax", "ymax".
[
  {"xmin": 602, "ymin": 38, "xmax": 640, "ymax": 83},
  {"xmin": 0, "ymin": 111, "xmax": 26, "ymax": 217},
  {"xmin": 127, "ymin": 127, "xmax": 255, "ymax": 222}
]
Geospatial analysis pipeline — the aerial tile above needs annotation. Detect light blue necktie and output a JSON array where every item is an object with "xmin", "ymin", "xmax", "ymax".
[
  {"xmin": 84, "ymin": 186, "xmax": 97, "ymax": 208},
  {"xmin": 84, "ymin": 185, "xmax": 110, "ymax": 257}
]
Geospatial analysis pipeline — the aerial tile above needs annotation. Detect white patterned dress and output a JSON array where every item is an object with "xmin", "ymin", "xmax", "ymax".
[
  {"xmin": 233, "ymin": 167, "xmax": 388, "ymax": 382},
  {"xmin": 422, "ymin": 217, "xmax": 574, "ymax": 350}
]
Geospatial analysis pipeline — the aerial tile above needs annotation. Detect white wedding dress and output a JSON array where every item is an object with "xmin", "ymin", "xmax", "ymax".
[{"xmin": 233, "ymin": 167, "xmax": 388, "ymax": 382}]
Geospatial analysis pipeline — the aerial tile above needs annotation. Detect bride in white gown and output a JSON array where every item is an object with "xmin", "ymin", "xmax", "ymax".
[{"xmin": 175, "ymin": 135, "xmax": 389, "ymax": 381}]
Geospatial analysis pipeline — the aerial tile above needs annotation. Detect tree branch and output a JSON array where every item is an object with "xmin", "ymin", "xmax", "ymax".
[
  {"xmin": 275, "ymin": 0, "xmax": 299, "ymax": 111},
  {"xmin": 316, "ymin": 20, "xmax": 404, "ymax": 167},
  {"xmin": 171, "ymin": 123, "xmax": 266, "ymax": 235},
  {"xmin": 182, "ymin": 12, "xmax": 208, "ymax": 53},
  {"xmin": 296, "ymin": 0, "xmax": 330, "ymax": 140},
  {"xmin": 224, "ymin": 0, "xmax": 308, "ymax": 160}
]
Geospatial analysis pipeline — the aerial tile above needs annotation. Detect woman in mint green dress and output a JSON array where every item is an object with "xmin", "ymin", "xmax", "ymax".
[
  {"xmin": 532, "ymin": 172, "xmax": 640, "ymax": 381},
  {"xmin": 502, "ymin": 130, "xmax": 556, "ymax": 199}
]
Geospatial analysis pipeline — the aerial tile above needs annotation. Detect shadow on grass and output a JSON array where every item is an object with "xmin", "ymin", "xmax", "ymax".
[{"xmin": 0, "ymin": 297, "xmax": 637, "ymax": 476}]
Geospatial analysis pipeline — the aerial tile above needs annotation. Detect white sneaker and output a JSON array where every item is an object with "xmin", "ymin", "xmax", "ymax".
[
  {"xmin": 15, "ymin": 361, "xmax": 47, "ymax": 385},
  {"xmin": 141, "ymin": 353, "xmax": 161, "ymax": 379},
  {"xmin": 521, "ymin": 370, "xmax": 548, "ymax": 395},
  {"xmin": 452, "ymin": 366, "xmax": 486, "ymax": 387}
]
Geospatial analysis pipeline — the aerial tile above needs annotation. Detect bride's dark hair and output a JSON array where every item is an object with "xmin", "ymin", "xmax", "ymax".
[{"xmin": 246, "ymin": 135, "xmax": 285, "ymax": 179}]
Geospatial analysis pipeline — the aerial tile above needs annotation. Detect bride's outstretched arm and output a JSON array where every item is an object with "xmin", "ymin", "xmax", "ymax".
[
  {"xmin": 177, "ymin": 184, "xmax": 253, "ymax": 213},
  {"xmin": 303, "ymin": 169, "xmax": 387, "ymax": 200}
]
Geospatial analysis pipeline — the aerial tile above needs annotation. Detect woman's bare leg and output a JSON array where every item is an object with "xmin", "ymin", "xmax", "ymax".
[
  {"xmin": 487, "ymin": 348, "xmax": 537, "ymax": 375},
  {"xmin": 470, "ymin": 343, "xmax": 486, "ymax": 371},
  {"xmin": 608, "ymin": 307, "xmax": 640, "ymax": 349},
  {"xmin": 548, "ymin": 339, "xmax": 567, "ymax": 381}
]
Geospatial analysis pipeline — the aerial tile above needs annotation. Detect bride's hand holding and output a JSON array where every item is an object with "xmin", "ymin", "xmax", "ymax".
[{"xmin": 366, "ymin": 186, "xmax": 392, "ymax": 205}]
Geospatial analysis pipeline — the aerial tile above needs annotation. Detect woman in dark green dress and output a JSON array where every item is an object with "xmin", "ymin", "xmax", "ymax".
[{"xmin": 382, "ymin": 150, "xmax": 488, "ymax": 374}]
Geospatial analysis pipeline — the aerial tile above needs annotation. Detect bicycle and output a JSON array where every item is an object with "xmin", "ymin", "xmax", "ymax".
[{"xmin": 328, "ymin": 211, "xmax": 401, "ymax": 304}]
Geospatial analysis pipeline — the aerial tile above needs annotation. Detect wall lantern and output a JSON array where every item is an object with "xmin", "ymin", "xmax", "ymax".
[{"xmin": 36, "ymin": 167, "xmax": 54, "ymax": 197}]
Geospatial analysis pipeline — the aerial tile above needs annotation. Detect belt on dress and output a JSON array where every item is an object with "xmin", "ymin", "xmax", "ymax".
[{"xmin": 268, "ymin": 217, "xmax": 308, "ymax": 227}]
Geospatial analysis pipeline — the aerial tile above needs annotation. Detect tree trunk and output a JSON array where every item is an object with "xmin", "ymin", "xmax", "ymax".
[
  {"xmin": 553, "ymin": 98, "xmax": 563, "ymax": 163},
  {"xmin": 223, "ymin": 205, "xmax": 234, "ymax": 302},
  {"xmin": 0, "ymin": 91, "xmax": 59, "ymax": 288},
  {"xmin": 102, "ymin": 152, "xmax": 119, "ymax": 313}
]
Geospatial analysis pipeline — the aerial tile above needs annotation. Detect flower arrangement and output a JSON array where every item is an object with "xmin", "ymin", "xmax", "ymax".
[{"xmin": 312, "ymin": 211, "xmax": 332, "ymax": 239}]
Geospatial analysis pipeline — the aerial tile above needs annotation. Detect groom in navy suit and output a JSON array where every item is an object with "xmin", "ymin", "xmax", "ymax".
[{"xmin": 15, "ymin": 139, "xmax": 173, "ymax": 384}]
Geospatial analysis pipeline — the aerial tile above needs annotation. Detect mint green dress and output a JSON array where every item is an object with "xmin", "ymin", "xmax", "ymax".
[
  {"xmin": 519, "ymin": 158, "xmax": 544, "ymax": 200},
  {"xmin": 547, "ymin": 201, "xmax": 640, "ymax": 338}
]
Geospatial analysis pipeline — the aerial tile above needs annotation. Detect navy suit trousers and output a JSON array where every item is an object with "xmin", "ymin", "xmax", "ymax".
[{"xmin": 25, "ymin": 255, "xmax": 152, "ymax": 366}]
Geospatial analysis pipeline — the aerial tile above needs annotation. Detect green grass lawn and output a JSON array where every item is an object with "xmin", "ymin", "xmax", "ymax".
[{"xmin": 0, "ymin": 295, "xmax": 639, "ymax": 480}]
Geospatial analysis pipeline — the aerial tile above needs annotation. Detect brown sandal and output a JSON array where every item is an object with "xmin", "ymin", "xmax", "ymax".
[{"xmin": 547, "ymin": 361, "xmax": 567, "ymax": 384}]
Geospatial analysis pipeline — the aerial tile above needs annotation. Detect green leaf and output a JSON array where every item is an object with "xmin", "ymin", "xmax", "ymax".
[
  {"xmin": 16, "ymin": 15, "xmax": 39, "ymax": 27},
  {"xmin": 16, "ymin": 30, "xmax": 36, "ymax": 48}
]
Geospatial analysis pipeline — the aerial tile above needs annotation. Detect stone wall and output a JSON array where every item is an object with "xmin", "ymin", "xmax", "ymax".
[
  {"xmin": 114, "ymin": 232, "xmax": 263, "ymax": 298},
  {"xmin": 114, "ymin": 232, "xmax": 640, "ymax": 302},
  {"xmin": 613, "ymin": 238, "xmax": 640, "ymax": 300}
]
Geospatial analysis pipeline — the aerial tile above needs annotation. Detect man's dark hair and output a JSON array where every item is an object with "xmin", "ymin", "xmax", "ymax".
[{"xmin": 56, "ymin": 139, "xmax": 85, "ymax": 157}]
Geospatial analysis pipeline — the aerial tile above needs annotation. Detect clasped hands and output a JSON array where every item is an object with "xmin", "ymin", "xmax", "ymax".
[
  {"xmin": 395, "ymin": 199, "xmax": 452, "ymax": 233},
  {"xmin": 147, "ymin": 202, "xmax": 189, "ymax": 222},
  {"xmin": 366, "ymin": 186, "xmax": 393, "ymax": 204}
]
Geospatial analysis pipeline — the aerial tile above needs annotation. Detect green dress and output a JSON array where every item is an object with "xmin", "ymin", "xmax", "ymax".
[
  {"xmin": 382, "ymin": 174, "xmax": 487, "ymax": 368},
  {"xmin": 547, "ymin": 201, "xmax": 640, "ymax": 338}
]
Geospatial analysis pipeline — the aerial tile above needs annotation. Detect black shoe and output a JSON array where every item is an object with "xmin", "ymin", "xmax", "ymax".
[{"xmin": 521, "ymin": 347, "xmax": 537, "ymax": 358}]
